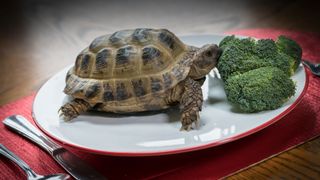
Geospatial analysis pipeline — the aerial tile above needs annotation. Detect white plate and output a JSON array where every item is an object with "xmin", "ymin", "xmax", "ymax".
[{"xmin": 32, "ymin": 35, "xmax": 308, "ymax": 156}]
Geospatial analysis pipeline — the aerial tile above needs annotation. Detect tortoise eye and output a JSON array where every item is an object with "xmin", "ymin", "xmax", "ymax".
[{"xmin": 205, "ymin": 51, "xmax": 213, "ymax": 57}]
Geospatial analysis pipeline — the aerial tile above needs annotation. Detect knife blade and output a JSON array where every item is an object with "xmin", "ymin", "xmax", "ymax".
[{"xmin": 3, "ymin": 115, "xmax": 106, "ymax": 180}]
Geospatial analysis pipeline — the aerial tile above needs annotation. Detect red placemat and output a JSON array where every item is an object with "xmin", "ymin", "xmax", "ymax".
[{"xmin": 1, "ymin": 29, "xmax": 320, "ymax": 180}]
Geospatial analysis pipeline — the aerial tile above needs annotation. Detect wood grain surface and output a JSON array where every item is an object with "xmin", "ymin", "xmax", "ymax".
[
  {"xmin": 226, "ymin": 136, "xmax": 320, "ymax": 179},
  {"xmin": 1, "ymin": 0, "xmax": 319, "ymax": 179}
]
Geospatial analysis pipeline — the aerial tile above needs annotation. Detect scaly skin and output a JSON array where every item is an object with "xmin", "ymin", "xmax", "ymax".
[
  {"xmin": 59, "ymin": 99, "xmax": 92, "ymax": 121},
  {"xmin": 179, "ymin": 78, "xmax": 203, "ymax": 131}
]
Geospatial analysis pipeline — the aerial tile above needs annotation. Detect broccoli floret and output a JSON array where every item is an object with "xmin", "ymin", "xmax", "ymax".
[
  {"xmin": 217, "ymin": 36, "xmax": 261, "ymax": 81},
  {"xmin": 255, "ymin": 39, "xmax": 293, "ymax": 75},
  {"xmin": 218, "ymin": 46, "xmax": 266, "ymax": 80},
  {"xmin": 219, "ymin": 35, "xmax": 238, "ymax": 49},
  {"xmin": 217, "ymin": 36, "xmax": 298, "ymax": 81},
  {"xmin": 219, "ymin": 35, "xmax": 256, "ymax": 52},
  {"xmin": 255, "ymin": 39, "xmax": 278, "ymax": 59},
  {"xmin": 276, "ymin": 35, "xmax": 302, "ymax": 73},
  {"xmin": 224, "ymin": 67, "xmax": 296, "ymax": 112}
]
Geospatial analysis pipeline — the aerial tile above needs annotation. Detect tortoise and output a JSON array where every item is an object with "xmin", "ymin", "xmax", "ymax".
[{"xmin": 59, "ymin": 28, "xmax": 221, "ymax": 131}]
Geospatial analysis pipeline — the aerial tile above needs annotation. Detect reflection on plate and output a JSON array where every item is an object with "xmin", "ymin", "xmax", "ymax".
[{"xmin": 32, "ymin": 35, "xmax": 308, "ymax": 156}]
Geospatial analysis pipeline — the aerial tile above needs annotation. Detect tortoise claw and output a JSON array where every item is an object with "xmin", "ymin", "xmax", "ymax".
[
  {"xmin": 58, "ymin": 104, "xmax": 78, "ymax": 121},
  {"xmin": 180, "ymin": 124, "xmax": 193, "ymax": 131},
  {"xmin": 180, "ymin": 110, "xmax": 200, "ymax": 131}
]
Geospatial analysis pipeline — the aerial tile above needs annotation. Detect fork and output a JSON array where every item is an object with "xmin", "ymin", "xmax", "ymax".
[
  {"xmin": 0, "ymin": 144, "xmax": 69, "ymax": 180},
  {"xmin": 303, "ymin": 60, "xmax": 320, "ymax": 77}
]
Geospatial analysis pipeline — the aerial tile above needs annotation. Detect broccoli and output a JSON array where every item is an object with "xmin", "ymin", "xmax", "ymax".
[
  {"xmin": 219, "ymin": 35, "xmax": 256, "ymax": 51},
  {"xmin": 276, "ymin": 35, "xmax": 302, "ymax": 73},
  {"xmin": 217, "ymin": 36, "xmax": 263, "ymax": 80},
  {"xmin": 255, "ymin": 39, "xmax": 293, "ymax": 75},
  {"xmin": 224, "ymin": 67, "xmax": 296, "ymax": 113},
  {"xmin": 216, "ymin": 35, "xmax": 301, "ymax": 113},
  {"xmin": 217, "ymin": 35, "xmax": 301, "ymax": 81},
  {"xmin": 219, "ymin": 35, "xmax": 238, "ymax": 49},
  {"xmin": 217, "ymin": 45, "xmax": 264, "ymax": 80}
]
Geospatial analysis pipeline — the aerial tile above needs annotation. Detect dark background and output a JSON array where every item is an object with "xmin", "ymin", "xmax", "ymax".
[
  {"xmin": 2, "ymin": 0, "xmax": 320, "ymax": 38},
  {"xmin": 1, "ymin": 0, "xmax": 320, "ymax": 104}
]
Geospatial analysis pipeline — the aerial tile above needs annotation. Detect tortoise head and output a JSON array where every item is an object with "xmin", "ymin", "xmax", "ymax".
[{"xmin": 188, "ymin": 44, "xmax": 222, "ymax": 79}]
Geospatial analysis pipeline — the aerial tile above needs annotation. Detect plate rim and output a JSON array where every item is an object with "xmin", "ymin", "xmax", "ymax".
[{"xmin": 32, "ymin": 35, "xmax": 310, "ymax": 157}]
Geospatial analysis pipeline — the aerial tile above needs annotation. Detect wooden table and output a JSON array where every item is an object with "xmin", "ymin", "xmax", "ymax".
[{"xmin": 1, "ymin": 0, "xmax": 319, "ymax": 178}]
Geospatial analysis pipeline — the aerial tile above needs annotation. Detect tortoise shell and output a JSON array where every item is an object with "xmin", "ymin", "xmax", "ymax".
[{"xmin": 64, "ymin": 28, "xmax": 195, "ymax": 104}]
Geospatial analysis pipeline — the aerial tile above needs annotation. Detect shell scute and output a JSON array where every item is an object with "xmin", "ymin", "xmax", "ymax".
[
  {"xmin": 142, "ymin": 46, "xmax": 162, "ymax": 65},
  {"xmin": 85, "ymin": 83, "xmax": 101, "ymax": 99},
  {"xmin": 132, "ymin": 28, "xmax": 151, "ymax": 43},
  {"xmin": 95, "ymin": 48, "xmax": 109, "ymax": 72},
  {"xmin": 131, "ymin": 79, "xmax": 147, "ymax": 97},
  {"xmin": 116, "ymin": 82, "xmax": 130, "ymax": 101},
  {"xmin": 158, "ymin": 31, "xmax": 175, "ymax": 50},
  {"xmin": 102, "ymin": 82, "xmax": 114, "ymax": 101},
  {"xmin": 115, "ymin": 45, "xmax": 135, "ymax": 65},
  {"xmin": 150, "ymin": 77, "xmax": 163, "ymax": 93}
]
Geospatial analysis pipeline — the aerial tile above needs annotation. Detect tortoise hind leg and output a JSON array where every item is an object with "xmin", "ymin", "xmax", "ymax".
[
  {"xmin": 59, "ymin": 99, "xmax": 92, "ymax": 121},
  {"xmin": 180, "ymin": 78, "xmax": 203, "ymax": 131}
]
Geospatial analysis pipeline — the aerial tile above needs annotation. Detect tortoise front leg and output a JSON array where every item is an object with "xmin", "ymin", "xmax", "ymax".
[
  {"xmin": 180, "ymin": 78, "xmax": 203, "ymax": 131},
  {"xmin": 59, "ymin": 99, "xmax": 92, "ymax": 121}
]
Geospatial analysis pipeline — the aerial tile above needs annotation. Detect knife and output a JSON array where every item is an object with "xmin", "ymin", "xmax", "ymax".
[{"xmin": 3, "ymin": 115, "xmax": 106, "ymax": 180}]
